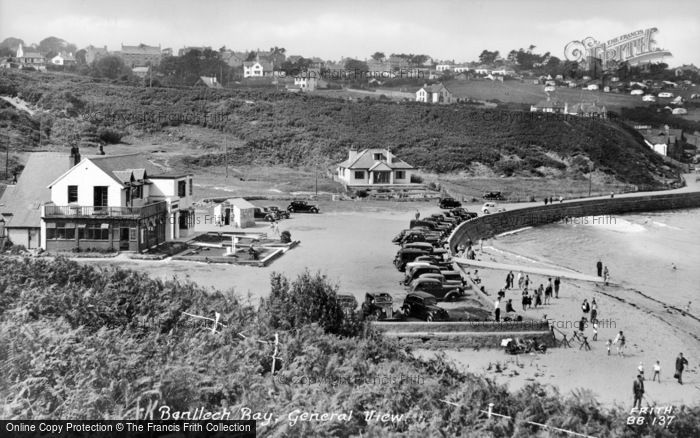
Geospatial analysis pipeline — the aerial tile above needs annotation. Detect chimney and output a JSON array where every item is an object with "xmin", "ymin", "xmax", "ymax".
[
  {"xmin": 70, "ymin": 147, "xmax": 81, "ymax": 167},
  {"xmin": 348, "ymin": 149, "xmax": 358, "ymax": 162}
]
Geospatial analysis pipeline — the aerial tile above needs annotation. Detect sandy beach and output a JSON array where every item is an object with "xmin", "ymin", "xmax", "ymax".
[{"xmin": 416, "ymin": 243, "xmax": 700, "ymax": 409}]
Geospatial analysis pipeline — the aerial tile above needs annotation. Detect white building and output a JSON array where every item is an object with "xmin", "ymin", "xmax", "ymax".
[
  {"xmin": 416, "ymin": 83, "xmax": 453, "ymax": 104},
  {"xmin": 243, "ymin": 60, "xmax": 272, "ymax": 78},
  {"xmin": 336, "ymin": 149, "xmax": 415, "ymax": 187},
  {"xmin": 436, "ymin": 64, "xmax": 453, "ymax": 72}
]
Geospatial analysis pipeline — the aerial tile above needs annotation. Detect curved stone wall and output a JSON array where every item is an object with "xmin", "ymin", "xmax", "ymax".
[{"xmin": 449, "ymin": 192, "xmax": 700, "ymax": 252}]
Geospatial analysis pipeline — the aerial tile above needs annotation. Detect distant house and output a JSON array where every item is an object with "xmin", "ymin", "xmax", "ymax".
[
  {"xmin": 243, "ymin": 60, "xmax": 273, "ymax": 78},
  {"xmin": 491, "ymin": 66, "xmax": 516, "ymax": 76},
  {"xmin": 436, "ymin": 64, "xmax": 453, "ymax": 72},
  {"xmin": 474, "ymin": 65, "xmax": 491, "ymax": 75},
  {"xmin": 221, "ymin": 50, "xmax": 247, "ymax": 68},
  {"xmin": 197, "ymin": 76, "xmax": 223, "ymax": 88},
  {"xmin": 294, "ymin": 68, "xmax": 320, "ymax": 91},
  {"xmin": 16, "ymin": 43, "xmax": 46, "ymax": 71},
  {"xmin": 415, "ymin": 83, "xmax": 453, "ymax": 104},
  {"xmin": 132, "ymin": 66, "xmax": 150, "ymax": 79},
  {"xmin": 42, "ymin": 153, "xmax": 194, "ymax": 252},
  {"xmin": 50, "ymin": 52, "xmax": 76, "ymax": 66},
  {"xmin": 178, "ymin": 46, "xmax": 211, "ymax": 56},
  {"xmin": 530, "ymin": 98, "xmax": 567, "ymax": 114},
  {"xmin": 453, "ymin": 64, "xmax": 470, "ymax": 73},
  {"xmin": 83, "ymin": 45, "xmax": 109, "ymax": 64},
  {"xmin": 119, "ymin": 43, "xmax": 162, "ymax": 67},
  {"xmin": 637, "ymin": 126, "xmax": 682, "ymax": 158},
  {"xmin": 336, "ymin": 149, "xmax": 415, "ymax": 187}
]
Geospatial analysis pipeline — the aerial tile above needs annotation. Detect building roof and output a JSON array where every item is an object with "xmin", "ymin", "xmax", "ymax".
[
  {"xmin": 243, "ymin": 60, "xmax": 273, "ymax": 70},
  {"xmin": 225, "ymin": 198, "xmax": 255, "ymax": 209},
  {"xmin": 198, "ymin": 76, "xmax": 223, "ymax": 88},
  {"xmin": 337, "ymin": 148, "xmax": 414, "ymax": 170},
  {"xmin": 533, "ymin": 99, "xmax": 565, "ymax": 109},
  {"xmin": 568, "ymin": 102, "xmax": 606, "ymax": 114},
  {"xmin": 0, "ymin": 153, "xmax": 74, "ymax": 228}
]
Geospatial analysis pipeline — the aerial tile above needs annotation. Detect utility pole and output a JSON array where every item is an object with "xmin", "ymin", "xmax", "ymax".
[
  {"xmin": 225, "ymin": 128, "xmax": 229, "ymax": 178},
  {"xmin": 588, "ymin": 165, "xmax": 593, "ymax": 197}
]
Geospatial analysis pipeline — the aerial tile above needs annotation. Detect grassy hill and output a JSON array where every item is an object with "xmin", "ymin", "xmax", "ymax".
[
  {"xmin": 0, "ymin": 70, "xmax": 683, "ymax": 189},
  {"xmin": 2, "ymin": 256, "xmax": 699, "ymax": 435}
]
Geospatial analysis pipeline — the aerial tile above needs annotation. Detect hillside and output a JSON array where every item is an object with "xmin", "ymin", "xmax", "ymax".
[
  {"xmin": 0, "ymin": 70, "xmax": 682, "ymax": 189},
  {"xmin": 2, "ymin": 256, "xmax": 699, "ymax": 436}
]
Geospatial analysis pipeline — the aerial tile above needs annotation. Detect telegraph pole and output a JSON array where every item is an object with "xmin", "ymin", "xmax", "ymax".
[
  {"xmin": 225, "ymin": 129, "xmax": 229, "ymax": 178},
  {"xmin": 588, "ymin": 165, "xmax": 593, "ymax": 197}
]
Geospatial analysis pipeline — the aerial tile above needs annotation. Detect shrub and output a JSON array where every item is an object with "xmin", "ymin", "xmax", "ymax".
[
  {"xmin": 410, "ymin": 174, "xmax": 424, "ymax": 183},
  {"xmin": 98, "ymin": 128, "xmax": 123, "ymax": 144},
  {"xmin": 355, "ymin": 189, "xmax": 369, "ymax": 198}
]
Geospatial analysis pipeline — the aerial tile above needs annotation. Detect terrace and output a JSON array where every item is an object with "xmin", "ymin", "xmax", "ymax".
[{"xmin": 43, "ymin": 201, "xmax": 168, "ymax": 219}]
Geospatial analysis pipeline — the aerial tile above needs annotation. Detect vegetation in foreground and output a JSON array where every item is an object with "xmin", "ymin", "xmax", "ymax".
[
  {"xmin": 1, "ymin": 256, "xmax": 698, "ymax": 437},
  {"xmin": 0, "ymin": 70, "xmax": 682, "ymax": 190}
]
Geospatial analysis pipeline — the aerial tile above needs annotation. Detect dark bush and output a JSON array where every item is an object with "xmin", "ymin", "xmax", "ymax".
[
  {"xmin": 280, "ymin": 230, "xmax": 291, "ymax": 243},
  {"xmin": 98, "ymin": 128, "xmax": 123, "ymax": 144}
]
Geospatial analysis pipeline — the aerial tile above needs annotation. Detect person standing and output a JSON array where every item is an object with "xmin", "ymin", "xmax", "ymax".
[
  {"xmin": 592, "ymin": 320, "xmax": 598, "ymax": 341},
  {"xmin": 508, "ymin": 271, "xmax": 514, "ymax": 289},
  {"xmin": 606, "ymin": 339, "xmax": 612, "ymax": 356},
  {"xmin": 524, "ymin": 275, "xmax": 530, "ymax": 290},
  {"xmin": 544, "ymin": 197, "xmax": 549, "ymax": 205},
  {"xmin": 613, "ymin": 331, "xmax": 626, "ymax": 357},
  {"xmin": 597, "ymin": 260, "xmax": 603, "ymax": 277},
  {"xmin": 638, "ymin": 362, "xmax": 645, "ymax": 380},
  {"xmin": 591, "ymin": 299, "xmax": 598, "ymax": 322},
  {"xmin": 633, "ymin": 374, "xmax": 644, "ymax": 409},
  {"xmin": 581, "ymin": 299, "xmax": 591, "ymax": 320},
  {"xmin": 518, "ymin": 271, "xmax": 525, "ymax": 290},
  {"xmin": 603, "ymin": 266, "xmax": 610, "ymax": 286},
  {"xmin": 675, "ymin": 353, "xmax": 688, "ymax": 384},
  {"xmin": 544, "ymin": 279, "xmax": 553, "ymax": 305},
  {"xmin": 494, "ymin": 298, "xmax": 501, "ymax": 322},
  {"xmin": 652, "ymin": 361, "xmax": 661, "ymax": 383},
  {"xmin": 415, "ymin": 209, "xmax": 420, "ymax": 220},
  {"xmin": 549, "ymin": 196, "xmax": 553, "ymax": 204},
  {"xmin": 554, "ymin": 276, "xmax": 560, "ymax": 298},
  {"xmin": 521, "ymin": 291, "xmax": 529, "ymax": 312},
  {"xmin": 578, "ymin": 317, "xmax": 586, "ymax": 335}
]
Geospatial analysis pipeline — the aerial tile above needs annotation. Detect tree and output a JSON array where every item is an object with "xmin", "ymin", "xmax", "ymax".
[
  {"xmin": 38, "ymin": 36, "xmax": 77, "ymax": 56},
  {"xmin": 371, "ymin": 52, "xmax": 386, "ymax": 61},
  {"xmin": 507, "ymin": 50, "xmax": 519, "ymax": 64},
  {"xmin": 344, "ymin": 58, "xmax": 369, "ymax": 72},
  {"xmin": 92, "ymin": 55, "xmax": 131, "ymax": 79},
  {"xmin": 245, "ymin": 51, "xmax": 257, "ymax": 61},
  {"xmin": 478, "ymin": 50, "xmax": 499, "ymax": 65}
]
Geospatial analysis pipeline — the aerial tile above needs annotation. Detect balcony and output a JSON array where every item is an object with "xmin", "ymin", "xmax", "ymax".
[{"xmin": 43, "ymin": 201, "xmax": 167, "ymax": 219}]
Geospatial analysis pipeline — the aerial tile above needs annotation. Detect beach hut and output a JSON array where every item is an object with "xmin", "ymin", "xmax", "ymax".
[{"xmin": 214, "ymin": 198, "xmax": 256, "ymax": 228}]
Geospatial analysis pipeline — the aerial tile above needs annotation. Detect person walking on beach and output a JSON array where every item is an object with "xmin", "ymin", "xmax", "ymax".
[
  {"xmin": 597, "ymin": 259, "xmax": 603, "ymax": 277},
  {"xmin": 633, "ymin": 374, "xmax": 644, "ymax": 409},
  {"xmin": 544, "ymin": 279, "xmax": 553, "ymax": 305},
  {"xmin": 524, "ymin": 275, "xmax": 530, "ymax": 290},
  {"xmin": 653, "ymin": 361, "xmax": 661, "ymax": 383},
  {"xmin": 518, "ymin": 271, "xmax": 524, "ymax": 290},
  {"xmin": 521, "ymin": 290, "xmax": 529, "ymax": 311},
  {"xmin": 415, "ymin": 209, "xmax": 420, "ymax": 220},
  {"xmin": 613, "ymin": 331, "xmax": 626, "ymax": 357},
  {"xmin": 675, "ymin": 353, "xmax": 688, "ymax": 384},
  {"xmin": 554, "ymin": 276, "xmax": 560, "ymax": 298},
  {"xmin": 603, "ymin": 266, "xmax": 610, "ymax": 285},
  {"xmin": 535, "ymin": 285, "xmax": 543, "ymax": 308},
  {"xmin": 606, "ymin": 339, "xmax": 612, "ymax": 356},
  {"xmin": 578, "ymin": 317, "xmax": 586, "ymax": 335},
  {"xmin": 592, "ymin": 319, "xmax": 598, "ymax": 341},
  {"xmin": 581, "ymin": 299, "xmax": 591, "ymax": 320},
  {"xmin": 494, "ymin": 298, "xmax": 501, "ymax": 322},
  {"xmin": 591, "ymin": 299, "xmax": 598, "ymax": 322}
]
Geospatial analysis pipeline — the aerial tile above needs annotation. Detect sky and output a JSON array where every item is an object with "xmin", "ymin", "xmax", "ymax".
[{"xmin": 1, "ymin": 0, "xmax": 698, "ymax": 66}]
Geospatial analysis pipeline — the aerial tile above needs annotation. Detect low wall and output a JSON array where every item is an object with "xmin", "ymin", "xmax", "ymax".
[{"xmin": 449, "ymin": 191, "xmax": 700, "ymax": 252}]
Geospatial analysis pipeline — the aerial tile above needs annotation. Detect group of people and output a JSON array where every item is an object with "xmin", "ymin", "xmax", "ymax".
[
  {"xmin": 633, "ymin": 353, "xmax": 689, "ymax": 408},
  {"xmin": 517, "ymin": 275, "xmax": 560, "ymax": 311},
  {"xmin": 543, "ymin": 195, "xmax": 564, "ymax": 205}
]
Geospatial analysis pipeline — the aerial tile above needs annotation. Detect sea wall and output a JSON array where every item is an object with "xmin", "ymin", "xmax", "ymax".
[{"xmin": 449, "ymin": 191, "xmax": 700, "ymax": 252}]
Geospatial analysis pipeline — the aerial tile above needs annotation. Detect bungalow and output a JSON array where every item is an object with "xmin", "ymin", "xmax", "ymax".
[
  {"xmin": 336, "ymin": 149, "xmax": 415, "ymax": 187},
  {"xmin": 436, "ymin": 64, "xmax": 453, "ymax": 72},
  {"xmin": 243, "ymin": 60, "xmax": 273, "ymax": 78},
  {"xmin": 16, "ymin": 43, "xmax": 46, "ymax": 71},
  {"xmin": 637, "ymin": 126, "xmax": 682, "ymax": 159},
  {"xmin": 415, "ymin": 83, "xmax": 453, "ymax": 104},
  {"xmin": 530, "ymin": 98, "xmax": 567, "ymax": 114},
  {"xmin": 473, "ymin": 65, "xmax": 491, "ymax": 75},
  {"xmin": 491, "ymin": 66, "xmax": 516, "ymax": 76},
  {"xmin": 567, "ymin": 102, "xmax": 607, "ymax": 118},
  {"xmin": 50, "ymin": 52, "xmax": 76, "ymax": 66},
  {"xmin": 294, "ymin": 68, "xmax": 320, "ymax": 91},
  {"xmin": 40, "ymin": 152, "xmax": 194, "ymax": 252},
  {"xmin": 453, "ymin": 64, "xmax": 470, "ymax": 73}
]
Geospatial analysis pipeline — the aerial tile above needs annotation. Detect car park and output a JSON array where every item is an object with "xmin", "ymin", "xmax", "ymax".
[
  {"xmin": 483, "ymin": 191, "xmax": 505, "ymax": 201},
  {"xmin": 287, "ymin": 200, "xmax": 319, "ymax": 213},
  {"xmin": 361, "ymin": 292, "xmax": 395, "ymax": 320},
  {"xmin": 450, "ymin": 207, "xmax": 478, "ymax": 220},
  {"xmin": 403, "ymin": 265, "xmax": 442, "ymax": 286},
  {"xmin": 481, "ymin": 202, "xmax": 506, "ymax": 214},
  {"xmin": 401, "ymin": 292, "xmax": 449, "ymax": 321},
  {"xmin": 438, "ymin": 197, "xmax": 462, "ymax": 209}
]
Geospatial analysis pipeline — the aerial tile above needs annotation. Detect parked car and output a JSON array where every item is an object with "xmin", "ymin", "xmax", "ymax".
[
  {"xmin": 252, "ymin": 207, "xmax": 278, "ymax": 222},
  {"xmin": 394, "ymin": 247, "xmax": 432, "ymax": 271},
  {"xmin": 481, "ymin": 202, "xmax": 506, "ymax": 214},
  {"xmin": 630, "ymin": 89, "xmax": 644, "ymax": 95},
  {"xmin": 642, "ymin": 95, "xmax": 656, "ymax": 102},
  {"xmin": 287, "ymin": 200, "xmax": 319, "ymax": 213},
  {"xmin": 266, "ymin": 206, "xmax": 290, "ymax": 219},
  {"xmin": 361, "ymin": 292, "xmax": 395, "ymax": 320},
  {"xmin": 410, "ymin": 278, "xmax": 464, "ymax": 301},
  {"xmin": 337, "ymin": 294, "xmax": 358, "ymax": 317},
  {"xmin": 450, "ymin": 207, "xmax": 478, "ymax": 220},
  {"xmin": 392, "ymin": 229, "xmax": 441, "ymax": 245},
  {"xmin": 403, "ymin": 265, "xmax": 442, "ymax": 286},
  {"xmin": 401, "ymin": 292, "xmax": 449, "ymax": 321},
  {"xmin": 483, "ymin": 191, "xmax": 505, "ymax": 200},
  {"xmin": 658, "ymin": 92, "xmax": 674, "ymax": 98},
  {"xmin": 438, "ymin": 197, "xmax": 462, "ymax": 209}
]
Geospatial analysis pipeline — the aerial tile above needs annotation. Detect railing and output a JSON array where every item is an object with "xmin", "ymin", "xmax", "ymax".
[{"xmin": 44, "ymin": 201, "xmax": 167, "ymax": 218}]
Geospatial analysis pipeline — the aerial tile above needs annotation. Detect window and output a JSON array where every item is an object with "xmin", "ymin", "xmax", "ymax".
[
  {"xmin": 93, "ymin": 186, "xmax": 108, "ymax": 207},
  {"xmin": 129, "ymin": 228, "xmax": 137, "ymax": 241},
  {"xmin": 46, "ymin": 222, "xmax": 76, "ymax": 240},
  {"xmin": 67, "ymin": 186, "xmax": 78, "ymax": 203},
  {"xmin": 133, "ymin": 185, "xmax": 143, "ymax": 199},
  {"xmin": 178, "ymin": 180, "xmax": 186, "ymax": 197},
  {"xmin": 354, "ymin": 171, "xmax": 365, "ymax": 180},
  {"xmin": 189, "ymin": 178, "xmax": 193, "ymax": 196},
  {"xmin": 396, "ymin": 171, "xmax": 405, "ymax": 180},
  {"xmin": 79, "ymin": 223, "xmax": 110, "ymax": 240},
  {"xmin": 373, "ymin": 153, "xmax": 385, "ymax": 161}
]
